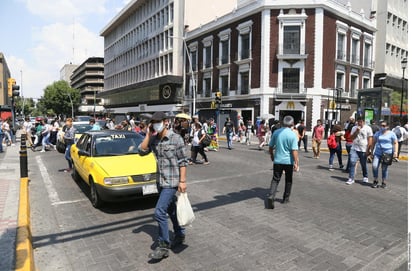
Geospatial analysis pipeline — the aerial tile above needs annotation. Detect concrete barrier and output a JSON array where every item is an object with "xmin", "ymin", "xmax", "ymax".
[{"xmin": 15, "ymin": 177, "xmax": 35, "ymax": 271}]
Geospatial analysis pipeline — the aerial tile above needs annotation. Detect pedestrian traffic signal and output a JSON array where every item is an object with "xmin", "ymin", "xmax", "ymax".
[
  {"xmin": 7, "ymin": 78, "xmax": 20, "ymax": 97},
  {"xmin": 215, "ymin": 91, "xmax": 222, "ymax": 104}
]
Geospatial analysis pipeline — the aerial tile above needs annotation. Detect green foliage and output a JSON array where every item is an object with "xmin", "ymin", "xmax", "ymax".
[
  {"xmin": 37, "ymin": 80, "xmax": 81, "ymax": 117},
  {"xmin": 14, "ymin": 97, "xmax": 36, "ymax": 117},
  {"xmin": 391, "ymin": 90, "xmax": 408, "ymax": 111}
]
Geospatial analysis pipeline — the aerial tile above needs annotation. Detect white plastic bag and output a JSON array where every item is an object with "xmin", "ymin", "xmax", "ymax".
[{"xmin": 176, "ymin": 192, "xmax": 195, "ymax": 226}]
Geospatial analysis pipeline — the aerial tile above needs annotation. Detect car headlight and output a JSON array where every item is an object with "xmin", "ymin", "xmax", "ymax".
[{"xmin": 104, "ymin": 177, "xmax": 129, "ymax": 185}]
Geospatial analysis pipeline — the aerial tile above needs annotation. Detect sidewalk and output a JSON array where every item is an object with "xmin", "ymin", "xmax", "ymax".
[{"xmin": 0, "ymin": 142, "xmax": 21, "ymax": 271}]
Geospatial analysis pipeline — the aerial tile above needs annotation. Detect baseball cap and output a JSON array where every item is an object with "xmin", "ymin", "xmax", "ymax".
[{"xmin": 151, "ymin": 112, "xmax": 168, "ymax": 122}]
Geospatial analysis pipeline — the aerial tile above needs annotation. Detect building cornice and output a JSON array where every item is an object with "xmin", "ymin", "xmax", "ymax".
[{"xmin": 187, "ymin": 0, "xmax": 376, "ymax": 39}]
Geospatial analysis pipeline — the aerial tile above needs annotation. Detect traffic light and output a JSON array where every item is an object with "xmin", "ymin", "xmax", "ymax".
[
  {"xmin": 215, "ymin": 91, "xmax": 222, "ymax": 105},
  {"xmin": 7, "ymin": 78, "xmax": 20, "ymax": 97}
]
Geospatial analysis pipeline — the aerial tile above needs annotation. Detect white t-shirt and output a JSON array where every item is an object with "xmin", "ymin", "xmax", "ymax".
[
  {"xmin": 351, "ymin": 124, "xmax": 373, "ymax": 152},
  {"xmin": 23, "ymin": 121, "xmax": 33, "ymax": 133}
]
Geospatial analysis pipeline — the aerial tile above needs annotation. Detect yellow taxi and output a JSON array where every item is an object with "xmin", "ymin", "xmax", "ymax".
[{"xmin": 70, "ymin": 130, "xmax": 158, "ymax": 208}]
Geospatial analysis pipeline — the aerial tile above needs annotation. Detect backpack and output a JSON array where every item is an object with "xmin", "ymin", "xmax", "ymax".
[
  {"xmin": 327, "ymin": 134, "xmax": 337, "ymax": 149},
  {"xmin": 198, "ymin": 130, "xmax": 211, "ymax": 146}
]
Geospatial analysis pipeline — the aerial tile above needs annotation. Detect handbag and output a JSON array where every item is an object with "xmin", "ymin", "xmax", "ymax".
[
  {"xmin": 378, "ymin": 140, "xmax": 393, "ymax": 166},
  {"xmin": 381, "ymin": 153, "xmax": 393, "ymax": 165},
  {"xmin": 176, "ymin": 192, "xmax": 195, "ymax": 226}
]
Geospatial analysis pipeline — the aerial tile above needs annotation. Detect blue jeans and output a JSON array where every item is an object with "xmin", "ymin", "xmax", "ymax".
[
  {"xmin": 154, "ymin": 187, "xmax": 185, "ymax": 245},
  {"xmin": 345, "ymin": 144, "xmax": 352, "ymax": 170},
  {"xmin": 65, "ymin": 143, "xmax": 73, "ymax": 169},
  {"xmin": 0, "ymin": 133, "xmax": 3, "ymax": 152},
  {"xmin": 226, "ymin": 132, "xmax": 233, "ymax": 149},
  {"xmin": 41, "ymin": 133, "xmax": 51, "ymax": 151},
  {"xmin": 329, "ymin": 144, "xmax": 343, "ymax": 167},
  {"xmin": 349, "ymin": 149, "xmax": 368, "ymax": 179},
  {"xmin": 372, "ymin": 154, "xmax": 389, "ymax": 180}
]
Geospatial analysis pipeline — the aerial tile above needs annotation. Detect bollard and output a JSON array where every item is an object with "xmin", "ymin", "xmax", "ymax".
[{"xmin": 20, "ymin": 134, "xmax": 28, "ymax": 178}]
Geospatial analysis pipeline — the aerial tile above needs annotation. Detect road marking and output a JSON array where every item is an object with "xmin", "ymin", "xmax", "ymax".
[
  {"xmin": 36, "ymin": 156, "xmax": 61, "ymax": 204},
  {"xmin": 52, "ymin": 199, "xmax": 88, "ymax": 206}
]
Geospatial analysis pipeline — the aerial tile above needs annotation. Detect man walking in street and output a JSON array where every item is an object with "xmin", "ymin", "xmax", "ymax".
[
  {"xmin": 346, "ymin": 117, "xmax": 373, "ymax": 185},
  {"xmin": 312, "ymin": 119, "xmax": 324, "ymax": 159},
  {"xmin": 138, "ymin": 111, "xmax": 188, "ymax": 260},
  {"xmin": 392, "ymin": 122, "xmax": 408, "ymax": 162},
  {"xmin": 266, "ymin": 115, "xmax": 299, "ymax": 209},
  {"xmin": 223, "ymin": 117, "xmax": 235, "ymax": 150},
  {"xmin": 297, "ymin": 120, "xmax": 308, "ymax": 152}
]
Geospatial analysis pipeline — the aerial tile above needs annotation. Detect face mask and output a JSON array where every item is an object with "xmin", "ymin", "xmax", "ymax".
[
  {"xmin": 152, "ymin": 122, "xmax": 164, "ymax": 133},
  {"xmin": 380, "ymin": 127, "xmax": 387, "ymax": 133}
]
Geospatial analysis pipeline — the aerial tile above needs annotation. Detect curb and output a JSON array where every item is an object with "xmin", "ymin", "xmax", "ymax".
[{"xmin": 15, "ymin": 177, "xmax": 35, "ymax": 271}]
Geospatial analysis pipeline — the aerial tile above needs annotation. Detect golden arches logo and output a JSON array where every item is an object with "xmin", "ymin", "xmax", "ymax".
[{"xmin": 286, "ymin": 101, "xmax": 295, "ymax": 109}]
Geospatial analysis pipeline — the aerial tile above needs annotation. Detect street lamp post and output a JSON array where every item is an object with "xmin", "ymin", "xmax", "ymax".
[
  {"xmin": 170, "ymin": 35, "xmax": 197, "ymax": 116},
  {"xmin": 67, "ymin": 93, "xmax": 74, "ymax": 119},
  {"xmin": 400, "ymin": 58, "xmax": 407, "ymax": 121}
]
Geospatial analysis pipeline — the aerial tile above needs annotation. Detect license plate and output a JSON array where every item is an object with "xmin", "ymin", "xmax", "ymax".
[{"xmin": 142, "ymin": 184, "xmax": 158, "ymax": 195}]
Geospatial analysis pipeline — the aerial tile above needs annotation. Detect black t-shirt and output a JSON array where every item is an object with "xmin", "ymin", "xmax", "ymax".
[
  {"xmin": 224, "ymin": 121, "xmax": 234, "ymax": 133},
  {"xmin": 297, "ymin": 125, "xmax": 306, "ymax": 136}
]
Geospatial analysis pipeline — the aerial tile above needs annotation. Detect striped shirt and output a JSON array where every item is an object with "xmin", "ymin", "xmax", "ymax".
[{"xmin": 138, "ymin": 130, "xmax": 188, "ymax": 188}]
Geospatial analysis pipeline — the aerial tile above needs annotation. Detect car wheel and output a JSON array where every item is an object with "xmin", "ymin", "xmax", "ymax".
[
  {"xmin": 56, "ymin": 141, "xmax": 66, "ymax": 153},
  {"xmin": 90, "ymin": 179, "xmax": 103, "ymax": 208}
]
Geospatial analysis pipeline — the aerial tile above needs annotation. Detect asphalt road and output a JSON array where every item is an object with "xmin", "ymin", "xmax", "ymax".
[{"xmin": 29, "ymin": 141, "xmax": 408, "ymax": 271}]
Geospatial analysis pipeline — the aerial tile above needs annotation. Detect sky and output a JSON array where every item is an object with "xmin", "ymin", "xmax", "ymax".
[{"xmin": 0, "ymin": 0, "xmax": 132, "ymax": 99}]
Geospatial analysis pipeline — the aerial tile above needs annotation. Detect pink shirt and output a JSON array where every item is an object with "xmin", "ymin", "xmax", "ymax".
[{"xmin": 313, "ymin": 125, "xmax": 324, "ymax": 140}]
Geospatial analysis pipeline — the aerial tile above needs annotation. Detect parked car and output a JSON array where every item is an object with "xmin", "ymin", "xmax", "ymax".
[
  {"xmin": 70, "ymin": 130, "xmax": 158, "ymax": 208},
  {"xmin": 75, "ymin": 115, "xmax": 91, "ymax": 122},
  {"xmin": 56, "ymin": 121, "xmax": 92, "ymax": 153}
]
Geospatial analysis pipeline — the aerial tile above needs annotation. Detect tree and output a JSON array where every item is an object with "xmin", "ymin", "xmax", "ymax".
[
  {"xmin": 14, "ymin": 97, "xmax": 36, "ymax": 117},
  {"xmin": 38, "ymin": 80, "xmax": 81, "ymax": 118}
]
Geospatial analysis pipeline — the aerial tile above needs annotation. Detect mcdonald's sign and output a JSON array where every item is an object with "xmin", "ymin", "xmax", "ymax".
[
  {"xmin": 329, "ymin": 101, "xmax": 336, "ymax": 109},
  {"xmin": 286, "ymin": 101, "xmax": 295, "ymax": 109}
]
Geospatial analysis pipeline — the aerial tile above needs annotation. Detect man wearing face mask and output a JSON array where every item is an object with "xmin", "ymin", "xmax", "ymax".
[{"xmin": 138, "ymin": 111, "xmax": 188, "ymax": 260}]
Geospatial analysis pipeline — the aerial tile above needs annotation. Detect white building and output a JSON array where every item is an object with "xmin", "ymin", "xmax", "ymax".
[{"xmin": 99, "ymin": 0, "xmax": 236, "ymax": 114}]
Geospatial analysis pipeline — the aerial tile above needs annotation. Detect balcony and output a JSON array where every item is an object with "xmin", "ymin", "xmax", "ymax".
[
  {"xmin": 275, "ymin": 83, "xmax": 307, "ymax": 95},
  {"xmin": 336, "ymin": 50, "xmax": 346, "ymax": 61},
  {"xmin": 277, "ymin": 43, "xmax": 308, "ymax": 60}
]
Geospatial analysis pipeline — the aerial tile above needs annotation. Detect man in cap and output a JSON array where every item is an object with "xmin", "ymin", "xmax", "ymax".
[
  {"xmin": 267, "ymin": 115, "xmax": 299, "ymax": 209},
  {"xmin": 138, "ymin": 111, "xmax": 188, "ymax": 260}
]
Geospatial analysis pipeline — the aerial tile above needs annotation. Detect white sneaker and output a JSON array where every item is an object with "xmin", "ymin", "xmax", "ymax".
[
  {"xmin": 329, "ymin": 165, "xmax": 334, "ymax": 171},
  {"xmin": 346, "ymin": 178, "xmax": 355, "ymax": 185},
  {"xmin": 362, "ymin": 177, "xmax": 369, "ymax": 183},
  {"xmin": 40, "ymin": 150, "xmax": 45, "ymax": 153}
]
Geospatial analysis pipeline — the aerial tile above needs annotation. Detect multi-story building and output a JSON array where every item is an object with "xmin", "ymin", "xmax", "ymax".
[
  {"xmin": 371, "ymin": 0, "xmax": 408, "ymax": 116},
  {"xmin": 99, "ymin": 0, "xmax": 236, "ymax": 114},
  {"xmin": 184, "ymin": 0, "xmax": 377, "ymax": 129},
  {"xmin": 70, "ymin": 57, "xmax": 105, "ymax": 116},
  {"xmin": 60, "ymin": 63, "xmax": 79, "ymax": 84},
  {"xmin": 0, "ymin": 52, "xmax": 12, "ymax": 106}
]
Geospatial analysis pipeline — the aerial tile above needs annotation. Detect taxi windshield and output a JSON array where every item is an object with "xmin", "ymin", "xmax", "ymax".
[{"xmin": 94, "ymin": 133, "xmax": 144, "ymax": 156}]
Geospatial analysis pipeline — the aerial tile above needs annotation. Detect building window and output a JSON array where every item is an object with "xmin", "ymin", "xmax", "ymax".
[
  {"xmin": 350, "ymin": 75, "xmax": 358, "ymax": 97},
  {"xmin": 239, "ymin": 72, "xmax": 249, "ymax": 94},
  {"xmin": 204, "ymin": 45, "xmax": 212, "ymax": 68},
  {"xmin": 240, "ymin": 33, "xmax": 250, "ymax": 59},
  {"xmin": 220, "ymin": 75, "xmax": 229, "ymax": 96},
  {"xmin": 284, "ymin": 26, "xmax": 300, "ymax": 54},
  {"xmin": 363, "ymin": 77, "xmax": 370, "ymax": 88},
  {"xmin": 282, "ymin": 68, "xmax": 300, "ymax": 93},
  {"xmin": 221, "ymin": 39, "xmax": 229, "ymax": 64},
  {"xmin": 203, "ymin": 77, "xmax": 211, "ymax": 97},
  {"xmin": 337, "ymin": 33, "xmax": 346, "ymax": 60},
  {"xmin": 351, "ymin": 38, "xmax": 359, "ymax": 64},
  {"xmin": 336, "ymin": 72, "xmax": 344, "ymax": 89},
  {"xmin": 189, "ymin": 49, "xmax": 197, "ymax": 71},
  {"xmin": 364, "ymin": 42, "xmax": 372, "ymax": 68}
]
